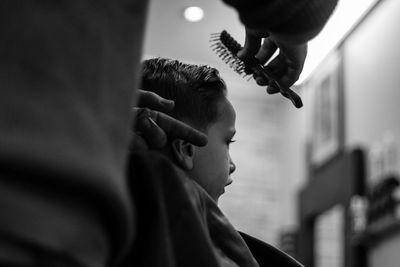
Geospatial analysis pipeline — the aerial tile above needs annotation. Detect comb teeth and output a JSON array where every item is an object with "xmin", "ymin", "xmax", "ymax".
[{"xmin": 210, "ymin": 30, "xmax": 252, "ymax": 77}]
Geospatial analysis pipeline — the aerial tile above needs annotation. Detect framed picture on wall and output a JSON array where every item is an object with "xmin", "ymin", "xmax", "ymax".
[{"xmin": 307, "ymin": 50, "xmax": 344, "ymax": 166}]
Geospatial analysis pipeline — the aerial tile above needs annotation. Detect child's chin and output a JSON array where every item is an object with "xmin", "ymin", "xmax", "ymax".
[{"xmin": 218, "ymin": 189, "xmax": 225, "ymax": 199}]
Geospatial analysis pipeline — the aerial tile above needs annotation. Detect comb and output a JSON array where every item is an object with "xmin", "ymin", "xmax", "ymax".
[{"xmin": 210, "ymin": 30, "xmax": 303, "ymax": 108}]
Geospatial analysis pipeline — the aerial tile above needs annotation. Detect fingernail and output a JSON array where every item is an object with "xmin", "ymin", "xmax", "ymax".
[
  {"xmin": 161, "ymin": 99, "xmax": 174, "ymax": 109},
  {"xmin": 142, "ymin": 117, "xmax": 158, "ymax": 131},
  {"xmin": 147, "ymin": 117, "xmax": 158, "ymax": 132},
  {"xmin": 147, "ymin": 117, "xmax": 158, "ymax": 127}
]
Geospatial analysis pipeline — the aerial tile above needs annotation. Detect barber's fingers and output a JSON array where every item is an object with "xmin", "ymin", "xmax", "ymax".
[
  {"xmin": 151, "ymin": 111, "xmax": 208, "ymax": 147},
  {"xmin": 264, "ymin": 53, "xmax": 304, "ymax": 90},
  {"xmin": 133, "ymin": 107, "xmax": 208, "ymax": 148},
  {"xmin": 130, "ymin": 132, "xmax": 149, "ymax": 151},
  {"xmin": 252, "ymin": 38, "xmax": 279, "ymax": 86},
  {"xmin": 263, "ymin": 80, "xmax": 280, "ymax": 95},
  {"xmin": 237, "ymin": 30, "xmax": 279, "ymax": 87},
  {"xmin": 260, "ymin": 41, "xmax": 307, "ymax": 96},
  {"xmin": 137, "ymin": 89, "xmax": 174, "ymax": 112},
  {"xmin": 262, "ymin": 55, "xmax": 294, "ymax": 94},
  {"xmin": 268, "ymin": 42, "xmax": 307, "ymax": 87},
  {"xmin": 236, "ymin": 29, "xmax": 307, "ymax": 93},
  {"xmin": 133, "ymin": 107, "xmax": 167, "ymax": 148},
  {"xmin": 237, "ymin": 28, "xmax": 266, "ymax": 61},
  {"xmin": 255, "ymin": 38, "xmax": 278, "ymax": 64}
]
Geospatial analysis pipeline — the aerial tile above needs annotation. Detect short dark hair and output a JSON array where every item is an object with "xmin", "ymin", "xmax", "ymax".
[{"xmin": 140, "ymin": 57, "xmax": 227, "ymax": 131}]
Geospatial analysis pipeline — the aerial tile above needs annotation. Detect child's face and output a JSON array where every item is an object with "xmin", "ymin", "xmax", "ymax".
[{"xmin": 190, "ymin": 97, "xmax": 236, "ymax": 202}]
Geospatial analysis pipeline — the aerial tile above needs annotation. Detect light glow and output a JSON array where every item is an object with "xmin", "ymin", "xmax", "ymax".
[{"xmin": 183, "ymin": 6, "xmax": 204, "ymax": 22}]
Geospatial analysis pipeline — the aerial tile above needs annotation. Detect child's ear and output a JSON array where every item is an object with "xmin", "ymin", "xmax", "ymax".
[{"xmin": 171, "ymin": 139, "xmax": 194, "ymax": 170}]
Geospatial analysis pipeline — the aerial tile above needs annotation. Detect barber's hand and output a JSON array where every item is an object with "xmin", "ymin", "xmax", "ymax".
[
  {"xmin": 237, "ymin": 28, "xmax": 307, "ymax": 94},
  {"xmin": 131, "ymin": 90, "xmax": 208, "ymax": 150}
]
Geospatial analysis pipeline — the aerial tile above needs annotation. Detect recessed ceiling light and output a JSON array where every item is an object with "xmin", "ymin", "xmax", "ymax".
[{"xmin": 183, "ymin": 6, "xmax": 204, "ymax": 22}]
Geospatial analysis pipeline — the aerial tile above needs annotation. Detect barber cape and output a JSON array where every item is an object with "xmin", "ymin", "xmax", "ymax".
[{"xmin": 121, "ymin": 151, "xmax": 303, "ymax": 267}]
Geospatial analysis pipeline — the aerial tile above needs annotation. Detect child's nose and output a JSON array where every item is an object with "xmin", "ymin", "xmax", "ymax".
[{"xmin": 229, "ymin": 161, "xmax": 236, "ymax": 174}]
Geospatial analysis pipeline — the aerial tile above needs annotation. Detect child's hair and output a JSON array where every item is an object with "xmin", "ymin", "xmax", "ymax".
[{"xmin": 141, "ymin": 57, "xmax": 227, "ymax": 131}]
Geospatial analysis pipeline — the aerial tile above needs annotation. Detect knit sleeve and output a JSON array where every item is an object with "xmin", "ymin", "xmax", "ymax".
[{"xmin": 222, "ymin": 0, "xmax": 338, "ymax": 41}]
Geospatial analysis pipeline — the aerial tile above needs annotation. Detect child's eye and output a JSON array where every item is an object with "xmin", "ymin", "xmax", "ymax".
[{"xmin": 226, "ymin": 139, "xmax": 236, "ymax": 147}]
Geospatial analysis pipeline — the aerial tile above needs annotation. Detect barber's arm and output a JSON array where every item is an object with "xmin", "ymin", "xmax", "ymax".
[
  {"xmin": 131, "ymin": 90, "xmax": 207, "ymax": 150},
  {"xmin": 223, "ymin": 0, "xmax": 338, "ymax": 90}
]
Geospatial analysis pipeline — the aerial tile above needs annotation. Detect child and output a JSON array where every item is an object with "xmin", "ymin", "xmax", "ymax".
[
  {"xmin": 125, "ymin": 57, "xmax": 303, "ymax": 267},
  {"xmin": 140, "ymin": 57, "xmax": 236, "ymax": 203}
]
